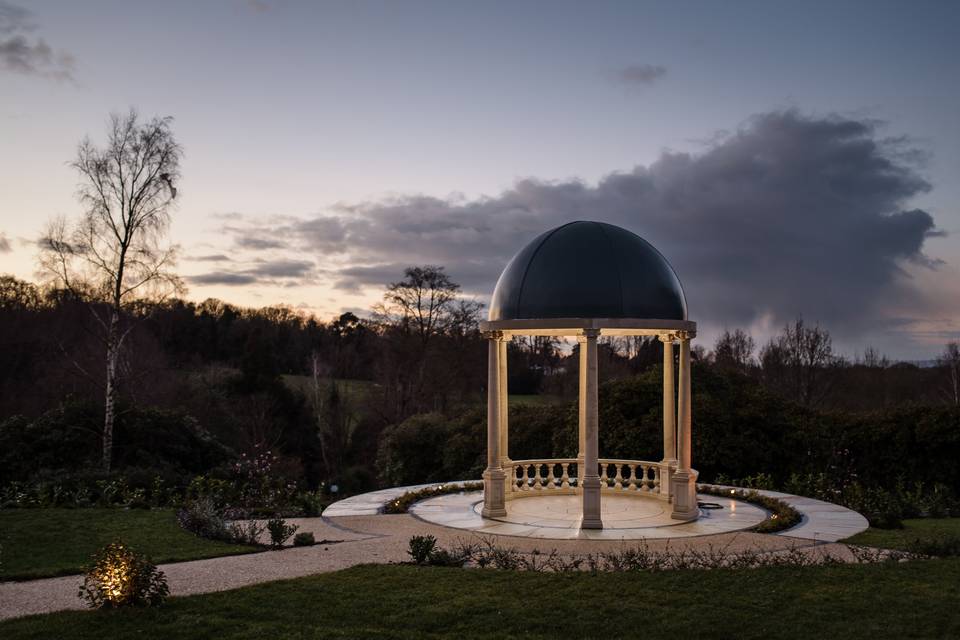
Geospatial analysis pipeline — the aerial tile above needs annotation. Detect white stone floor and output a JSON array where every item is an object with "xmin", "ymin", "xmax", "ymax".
[
  {"xmin": 409, "ymin": 491, "xmax": 768, "ymax": 540},
  {"xmin": 327, "ymin": 482, "xmax": 869, "ymax": 542}
]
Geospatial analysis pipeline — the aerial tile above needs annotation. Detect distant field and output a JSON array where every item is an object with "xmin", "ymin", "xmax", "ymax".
[
  {"xmin": 0, "ymin": 509, "xmax": 259, "ymax": 581},
  {"xmin": 508, "ymin": 394, "xmax": 566, "ymax": 406},
  {"xmin": 280, "ymin": 375, "xmax": 376, "ymax": 399}
]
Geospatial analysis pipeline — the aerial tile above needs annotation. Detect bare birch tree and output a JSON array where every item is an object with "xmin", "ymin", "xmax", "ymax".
[
  {"xmin": 39, "ymin": 109, "xmax": 183, "ymax": 472},
  {"xmin": 938, "ymin": 342, "xmax": 960, "ymax": 407}
]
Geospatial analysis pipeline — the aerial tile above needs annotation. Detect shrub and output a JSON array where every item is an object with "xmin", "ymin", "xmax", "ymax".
[
  {"xmin": 223, "ymin": 510, "xmax": 266, "ymax": 545},
  {"xmin": 78, "ymin": 542, "xmax": 168, "ymax": 608},
  {"xmin": 408, "ymin": 535, "xmax": 438, "ymax": 565},
  {"xmin": 0, "ymin": 401, "xmax": 231, "ymax": 486},
  {"xmin": 908, "ymin": 534, "xmax": 960, "ymax": 557},
  {"xmin": 293, "ymin": 532, "xmax": 316, "ymax": 547},
  {"xmin": 296, "ymin": 490, "xmax": 326, "ymax": 517},
  {"xmin": 176, "ymin": 497, "xmax": 231, "ymax": 540},
  {"xmin": 267, "ymin": 516, "xmax": 298, "ymax": 548}
]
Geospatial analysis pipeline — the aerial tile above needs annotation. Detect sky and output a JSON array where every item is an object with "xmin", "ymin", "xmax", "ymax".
[{"xmin": 1, "ymin": 0, "xmax": 959, "ymax": 359}]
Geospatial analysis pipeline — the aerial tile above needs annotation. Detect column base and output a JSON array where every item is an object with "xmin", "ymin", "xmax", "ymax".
[
  {"xmin": 579, "ymin": 475, "xmax": 603, "ymax": 529},
  {"xmin": 670, "ymin": 469, "xmax": 699, "ymax": 521},
  {"xmin": 482, "ymin": 468, "xmax": 507, "ymax": 518},
  {"xmin": 659, "ymin": 458, "xmax": 677, "ymax": 500}
]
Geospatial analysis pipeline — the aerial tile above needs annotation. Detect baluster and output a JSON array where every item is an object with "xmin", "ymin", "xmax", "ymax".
[
  {"xmin": 614, "ymin": 464, "xmax": 623, "ymax": 490},
  {"xmin": 533, "ymin": 463, "xmax": 543, "ymax": 490},
  {"xmin": 521, "ymin": 465, "xmax": 530, "ymax": 491},
  {"xmin": 643, "ymin": 465, "xmax": 652, "ymax": 492},
  {"xmin": 546, "ymin": 463, "xmax": 556, "ymax": 489},
  {"xmin": 653, "ymin": 465, "xmax": 660, "ymax": 491},
  {"xmin": 627, "ymin": 464, "xmax": 638, "ymax": 491},
  {"xmin": 561, "ymin": 463, "xmax": 570, "ymax": 488},
  {"xmin": 599, "ymin": 463, "xmax": 609, "ymax": 488}
]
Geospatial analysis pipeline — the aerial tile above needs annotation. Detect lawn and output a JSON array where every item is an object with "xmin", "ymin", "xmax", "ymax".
[
  {"xmin": 508, "ymin": 394, "xmax": 565, "ymax": 406},
  {"xmin": 0, "ymin": 509, "xmax": 259, "ymax": 581},
  {"xmin": 844, "ymin": 517, "xmax": 960, "ymax": 551},
  {"xmin": 2, "ymin": 560, "xmax": 959, "ymax": 639}
]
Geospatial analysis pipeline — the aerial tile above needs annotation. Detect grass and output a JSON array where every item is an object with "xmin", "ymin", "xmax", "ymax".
[
  {"xmin": 844, "ymin": 517, "xmax": 960, "ymax": 551},
  {"xmin": 0, "ymin": 509, "xmax": 259, "ymax": 581},
  {"xmin": 2, "ymin": 560, "xmax": 960, "ymax": 639}
]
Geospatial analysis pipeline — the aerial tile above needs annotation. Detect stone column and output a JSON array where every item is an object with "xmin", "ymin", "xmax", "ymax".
[
  {"xmin": 498, "ymin": 336, "xmax": 509, "ymax": 464},
  {"xmin": 498, "ymin": 335, "xmax": 511, "ymax": 498},
  {"xmin": 580, "ymin": 328, "xmax": 603, "ymax": 529},
  {"xmin": 576, "ymin": 334, "xmax": 587, "ymax": 486},
  {"xmin": 671, "ymin": 332, "xmax": 699, "ymax": 520},
  {"xmin": 659, "ymin": 334, "xmax": 677, "ymax": 498},
  {"xmin": 482, "ymin": 331, "xmax": 506, "ymax": 518}
]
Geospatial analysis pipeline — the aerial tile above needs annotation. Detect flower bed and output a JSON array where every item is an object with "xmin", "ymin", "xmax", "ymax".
[
  {"xmin": 382, "ymin": 482, "xmax": 483, "ymax": 514},
  {"xmin": 698, "ymin": 484, "xmax": 802, "ymax": 533}
]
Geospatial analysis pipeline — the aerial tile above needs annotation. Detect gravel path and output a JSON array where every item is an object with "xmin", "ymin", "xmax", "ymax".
[{"xmin": 0, "ymin": 512, "xmax": 853, "ymax": 621}]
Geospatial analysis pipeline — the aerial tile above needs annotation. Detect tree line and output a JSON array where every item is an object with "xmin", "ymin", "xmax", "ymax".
[{"xmin": 2, "ymin": 108, "xmax": 958, "ymax": 495}]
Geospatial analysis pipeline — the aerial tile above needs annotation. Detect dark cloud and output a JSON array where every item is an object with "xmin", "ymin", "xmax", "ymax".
[
  {"xmin": 188, "ymin": 272, "xmax": 257, "ymax": 286},
  {"xmin": 615, "ymin": 64, "xmax": 667, "ymax": 86},
  {"xmin": 220, "ymin": 110, "xmax": 941, "ymax": 339},
  {"xmin": 234, "ymin": 235, "xmax": 288, "ymax": 250},
  {"xmin": 0, "ymin": 2, "xmax": 75, "ymax": 81},
  {"xmin": 0, "ymin": 232, "xmax": 11, "ymax": 253},
  {"xmin": 187, "ymin": 259, "xmax": 315, "ymax": 287},
  {"xmin": 248, "ymin": 259, "xmax": 314, "ymax": 278},
  {"xmin": 188, "ymin": 253, "xmax": 232, "ymax": 262}
]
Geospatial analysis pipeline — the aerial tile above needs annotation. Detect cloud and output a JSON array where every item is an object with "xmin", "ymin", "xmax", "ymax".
[
  {"xmin": 615, "ymin": 64, "xmax": 667, "ymax": 86},
  {"xmin": 187, "ymin": 259, "xmax": 316, "ymax": 287},
  {"xmin": 0, "ymin": 2, "xmax": 75, "ymax": 81},
  {"xmin": 248, "ymin": 258, "xmax": 314, "ymax": 278},
  {"xmin": 234, "ymin": 235, "xmax": 288, "ymax": 250},
  {"xmin": 0, "ymin": 232, "xmax": 11, "ymax": 253},
  {"xmin": 218, "ymin": 110, "xmax": 944, "ymax": 343},
  {"xmin": 188, "ymin": 253, "xmax": 233, "ymax": 262},
  {"xmin": 188, "ymin": 272, "xmax": 258, "ymax": 286}
]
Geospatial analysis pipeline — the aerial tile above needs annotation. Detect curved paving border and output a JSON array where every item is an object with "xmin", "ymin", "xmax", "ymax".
[{"xmin": 325, "ymin": 482, "xmax": 869, "ymax": 542}]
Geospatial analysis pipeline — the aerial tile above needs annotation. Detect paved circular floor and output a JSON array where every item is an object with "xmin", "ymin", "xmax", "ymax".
[
  {"xmin": 410, "ymin": 491, "xmax": 769, "ymax": 540},
  {"xmin": 478, "ymin": 494, "xmax": 695, "ymax": 529},
  {"xmin": 325, "ymin": 482, "xmax": 870, "ymax": 542}
]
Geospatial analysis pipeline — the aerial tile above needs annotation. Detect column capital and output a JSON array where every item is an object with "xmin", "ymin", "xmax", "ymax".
[
  {"xmin": 578, "ymin": 328, "xmax": 601, "ymax": 342},
  {"xmin": 482, "ymin": 330, "xmax": 504, "ymax": 341},
  {"xmin": 676, "ymin": 330, "xmax": 696, "ymax": 341},
  {"xmin": 658, "ymin": 333, "xmax": 676, "ymax": 344}
]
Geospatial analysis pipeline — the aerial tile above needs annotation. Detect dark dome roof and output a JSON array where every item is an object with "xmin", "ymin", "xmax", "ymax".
[{"xmin": 489, "ymin": 221, "xmax": 687, "ymax": 322}]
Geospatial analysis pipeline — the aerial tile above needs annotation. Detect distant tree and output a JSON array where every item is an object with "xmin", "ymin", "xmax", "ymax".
[
  {"xmin": 38, "ymin": 109, "xmax": 183, "ymax": 472},
  {"xmin": 760, "ymin": 318, "xmax": 841, "ymax": 408},
  {"xmin": 713, "ymin": 329, "xmax": 756, "ymax": 373},
  {"xmin": 371, "ymin": 266, "xmax": 484, "ymax": 420},
  {"xmin": 376, "ymin": 266, "xmax": 460, "ymax": 344},
  {"xmin": 938, "ymin": 342, "xmax": 960, "ymax": 407},
  {"xmin": 309, "ymin": 355, "xmax": 358, "ymax": 485},
  {"xmin": 860, "ymin": 346, "xmax": 890, "ymax": 369}
]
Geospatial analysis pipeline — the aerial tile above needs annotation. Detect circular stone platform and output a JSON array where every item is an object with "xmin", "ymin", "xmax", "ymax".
[
  {"xmin": 323, "ymin": 483, "xmax": 870, "ymax": 542},
  {"xmin": 409, "ymin": 491, "xmax": 768, "ymax": 540}
]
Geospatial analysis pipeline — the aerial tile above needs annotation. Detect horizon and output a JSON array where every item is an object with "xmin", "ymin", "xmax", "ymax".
[{"xmin": 2, "ymin": 0, "xmax": 959, "ymax": 359}]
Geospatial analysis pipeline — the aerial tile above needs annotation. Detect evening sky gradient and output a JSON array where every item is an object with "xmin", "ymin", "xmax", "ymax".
[{"xmin": 1, "ymin": 0, "xmax": 958, "ymax": 358}]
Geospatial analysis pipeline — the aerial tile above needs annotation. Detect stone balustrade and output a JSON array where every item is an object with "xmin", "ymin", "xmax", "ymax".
[{"xmin": 505, "ymin": 458, "xmax": 667, "ymax": 499}]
